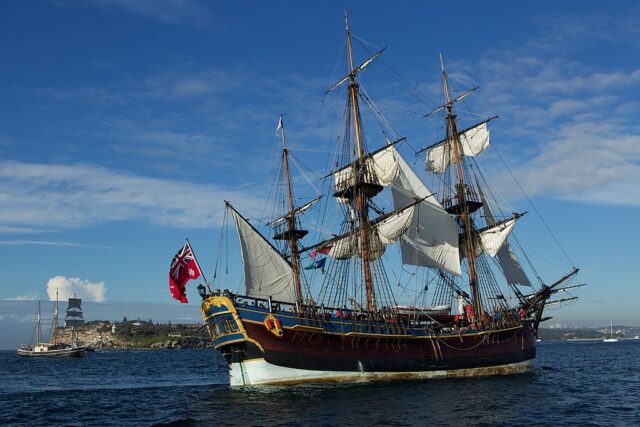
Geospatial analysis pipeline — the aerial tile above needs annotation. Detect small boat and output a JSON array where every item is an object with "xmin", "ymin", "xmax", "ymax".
[
  {"xmin": 603, "ymin": 321, "xmax": 618, "ymax": 343},
  {"xmin": 17, "ymin": 293, "xmax": 86, "ymax": 358}
]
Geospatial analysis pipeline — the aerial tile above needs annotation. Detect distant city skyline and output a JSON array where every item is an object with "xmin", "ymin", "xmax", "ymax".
[{"xmin": 1, "ymin": 1, "xmax": 640, "ymax": 349}]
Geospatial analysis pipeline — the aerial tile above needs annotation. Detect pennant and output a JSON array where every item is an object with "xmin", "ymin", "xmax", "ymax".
[
  {"xmin": 168, "ymin": 241, "xmax": 202, "ymax": 303},
  {"xmin": 304, "ymin": 257, "xmax": 327, "ymax": 270},
  {"xmin": 276, "ymin": 115, "xmax": 283, "ymax": 134}
]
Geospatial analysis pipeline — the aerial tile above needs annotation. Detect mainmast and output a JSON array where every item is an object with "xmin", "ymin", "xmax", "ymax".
[
  {"xmin": 345, "ymin": 11, "xmax": 375, "ymax": 311},
  {"xmin": 278, "ymin": 115, "xmax": 304, "ymax": 308},
  {"xmin": 439, "ymin": 55, "xmax": 485, "ymax": 320}
]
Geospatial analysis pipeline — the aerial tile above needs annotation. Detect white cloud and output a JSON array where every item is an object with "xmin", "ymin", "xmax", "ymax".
[
  {"xmin": 3, "ymin": 294, "xmax": 37, "ymax": 301},
  {"xmin": 449, "ymin": 43, "xmax": 640, "ymax": 206},
  {"xmin": 0, "ymin": 240, "xmax": 113, "ymax": 248},
  {"xmin": 46, "ymin": 275, "xmax": 107, "ymax": 302},
  {"xmin": 0, "ymin": 161, "xmax": 263, "ymax": 232}
]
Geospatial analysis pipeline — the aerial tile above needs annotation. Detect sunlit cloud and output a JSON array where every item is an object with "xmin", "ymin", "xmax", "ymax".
[
  {"xmin": 0, "ymin": 160, "xmax": 264, "ymax": 232},
  {"xmin": 46, "ymin": 275, "xmax": 107, "ymax": 302}
]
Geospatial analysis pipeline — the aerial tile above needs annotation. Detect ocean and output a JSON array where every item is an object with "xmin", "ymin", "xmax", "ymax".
[{"xmin": 1, "ymin": 340, "xmax": 639, "ymax": 426}]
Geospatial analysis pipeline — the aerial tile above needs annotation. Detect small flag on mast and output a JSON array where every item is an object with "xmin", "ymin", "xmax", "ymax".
[
  {"xmin": 276, "ymin": 115, "xmax": 283, "ymax": 134},
  {"xmin": 168, "ymin": 240, "xmax": 202, "ymax": 303},
  {"xmin": 304, "ymin": 257, "xmax": 326, "ymax": 270}
]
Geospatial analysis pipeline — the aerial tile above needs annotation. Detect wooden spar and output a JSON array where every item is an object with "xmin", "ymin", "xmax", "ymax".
[
  {"xmin": 440, "ymin": 53, "xmax": 484, "ymax": 321},
  {"xmin": 345, "ymin": 10, "xmax": 375, "ymax": 311},
  {"xmin": 278, "ymin": 115, "xmax": 304, "ymax": 308}
]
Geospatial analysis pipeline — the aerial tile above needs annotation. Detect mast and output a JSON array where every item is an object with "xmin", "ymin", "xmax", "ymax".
[
  {"xmin": 53, "ymin": 289, "xmax": 59, "ymax": 345},
  {"xmin": 36, "ymin": 300, "xmax": 42, "ymax": 345},
  {"xmin": 278, "ymin": 115, "xmax": 304, "ymax": 308},
  {"xmin": 440, "ymin": 54, "xmax": 484, "ymax": 320},
  {"xmin": 345, "ymin": 10, "xmax": 375, "ymax": 311}
]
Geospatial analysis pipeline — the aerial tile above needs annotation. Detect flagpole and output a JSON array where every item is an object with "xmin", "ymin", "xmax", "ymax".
[{"xmin": 186, "ymin": 238, "xmax": 212, "ymax": 292}]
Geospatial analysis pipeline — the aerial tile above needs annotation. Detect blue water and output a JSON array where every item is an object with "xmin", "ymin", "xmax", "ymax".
[{"xmin": 1, "ymin": 341, "xmax": 639, "ymax": 426}]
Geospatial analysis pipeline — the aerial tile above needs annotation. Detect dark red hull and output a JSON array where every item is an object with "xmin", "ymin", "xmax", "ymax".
[{"xmin": 236, "ymin": 320, "xmax": 536, "ymax": 373}]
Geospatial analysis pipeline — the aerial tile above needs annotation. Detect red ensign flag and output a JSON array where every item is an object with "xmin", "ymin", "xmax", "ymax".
[{"xmin": 168, "ymin": 241, "xmax": 202, "ymax": 303}]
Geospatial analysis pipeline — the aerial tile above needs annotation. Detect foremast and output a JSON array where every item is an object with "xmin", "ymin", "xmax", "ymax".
[{"xmin": 439, "ymin": 55, "xmax": 485, "ymax": 321}]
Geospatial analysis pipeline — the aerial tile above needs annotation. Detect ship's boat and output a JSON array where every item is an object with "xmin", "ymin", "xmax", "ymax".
[{"xmin": 198, "ymin": 13, "xmax": 583, "ymax": 386}]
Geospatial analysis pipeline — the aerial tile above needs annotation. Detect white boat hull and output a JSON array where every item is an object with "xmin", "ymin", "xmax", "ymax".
[{"xmin": 229, "ymin": 358, "xmax": 534, "ymax": 386}]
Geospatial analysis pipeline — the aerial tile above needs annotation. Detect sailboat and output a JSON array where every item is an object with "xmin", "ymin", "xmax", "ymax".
[
  {"xmin": 603, "ymin": 322, "xmax": 618, "ymax": 343},
  {"xmin": 17, "ymin": 292, "xmax": 86, "ymax": 358},
  {"xmin": 198, "ymin": 13, "xmax": 583, "ymax": 386}
]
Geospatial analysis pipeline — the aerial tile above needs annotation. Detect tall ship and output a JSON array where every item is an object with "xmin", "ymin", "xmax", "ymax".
[
  {"xmin": 17, "ymin": 293, "xmax": 86, "ymax": 358},
  {"xmin": 198, "ymin": 14, "xmax": 583, "ymax": 386},
  {"xmin": 65, "ymin": 295, "xmax": 85, "ymax": 329}
]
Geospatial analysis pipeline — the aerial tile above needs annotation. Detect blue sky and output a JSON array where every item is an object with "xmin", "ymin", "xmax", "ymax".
[{"xmin": 1, "ymin": 0, "xmax": 640, "ymax": 346}]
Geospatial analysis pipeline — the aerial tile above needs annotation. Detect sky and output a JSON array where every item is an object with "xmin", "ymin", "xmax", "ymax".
[{"xmin": 1, "ymin": 0, "xmax": 640, "ymax": 347}]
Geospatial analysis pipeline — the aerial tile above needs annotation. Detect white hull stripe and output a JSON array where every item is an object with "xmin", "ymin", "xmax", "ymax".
[{"xmin": 229, "ymin": 358, "xmax": 534, "ymax": 386}]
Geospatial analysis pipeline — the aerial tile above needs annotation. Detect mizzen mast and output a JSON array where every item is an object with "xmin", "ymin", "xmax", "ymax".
[{"xmin": 277, "ymin": 115, "xmax": 304, "ymax": 308}]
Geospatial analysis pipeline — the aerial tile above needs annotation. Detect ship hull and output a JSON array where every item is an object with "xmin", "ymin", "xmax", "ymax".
[
  {"xmin": 229, "ymin": 357, "xmax": 534, "ymax": 386},
  {"xmin": 203, "ymin": 295, "xmax": 536, "ymax": 386},
  {"xmin": 17, "ymin": 347, "xmax": 86, "ymax": 358}
]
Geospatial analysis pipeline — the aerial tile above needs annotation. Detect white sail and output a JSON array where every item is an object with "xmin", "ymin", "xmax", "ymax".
[
  {"xmin": 230, "ymin": 209, "xmax": 295, "ymax": 303},
  {"xmin": 477, "ymin": 183, "xmax": 531, "ymax": 286},
  {"xmin": 334, "ymin": 145, "xmax": 399, "ymax": 201},
  {"xmin": 426, "ymin": 123, "xmax": 490, "ymax": 173},
  {"xmin": 328, "ymin": 233, "xmax": 357, "ymax": 260},
  {"xmin": 376, "ymin": 205, "xmax": 415, "ymax": 244},
  {"xmin": 479, "ymin": 218, "xmax": 517, "ymax": 257},
  {"xmin": 390, "ymin": 149, "xmax": 462, "ymax": 275},
  {"xmin": 326, "ymin": 205, "xmax": 415, "ymax": 261}
]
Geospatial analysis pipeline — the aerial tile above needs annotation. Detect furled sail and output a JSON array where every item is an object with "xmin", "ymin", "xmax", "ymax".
[
  {"xmin": 390, "ymin": 148, "xmax": 462, "ymax": 275},
  {"xmin": 266, "ymin": 196, "xmax": 322, "ymax": 226},
  {"xmin": 477, "ymin": 183, "xmax": 531, "ymax": 286},
  {"xmin": 230, "ymin": 208, "xmax": 295, "ymax": 303},
  {"xmin": 324, "ymin": 204, "xmax": 415, "ymax": 260},
  {"xmin": 333, "ymin": 144, "xmax": 399, "ymax": 201},
  {"xmin": 425, "ymin": 123, "xmax": 490, "ymax": 173}
]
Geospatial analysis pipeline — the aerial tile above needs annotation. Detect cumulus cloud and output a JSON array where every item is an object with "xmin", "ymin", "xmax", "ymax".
[{"xmin": 46, "ymin": 276, "xmax": 107, "ymax": 302}]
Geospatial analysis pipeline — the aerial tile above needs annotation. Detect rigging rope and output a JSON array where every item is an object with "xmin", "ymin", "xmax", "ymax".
[{"xmin": 490, "ymin": 142, "xmax": 575, "ymax": 267}]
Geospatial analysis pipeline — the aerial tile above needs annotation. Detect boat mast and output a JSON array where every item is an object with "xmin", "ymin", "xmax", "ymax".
[
  {"xmin": 278, "ymin": 115, "xmax": 304, "ymax": 308},
  {"xmin": 345, "ymin": 11, "xmax": 376, "ymax": 311},
  {"xmin": 53, "ymin": 289, "xmax": 59, "ymax": 345},
  {"xmin": 36, "ymin": 300, "xmax": 42, "ymax": 345},
  {"xmin": 439, "ymin": 54, "xmax": 484, "ymax": 320}
]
